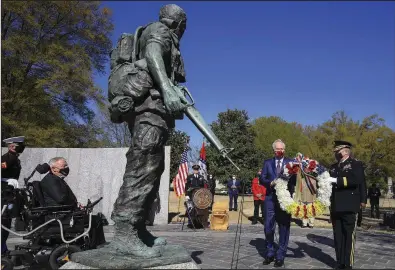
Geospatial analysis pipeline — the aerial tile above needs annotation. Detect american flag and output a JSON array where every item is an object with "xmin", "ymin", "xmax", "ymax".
[{"xmin": 173, "ymin": 148, "xmax": 189, "ymax": 197}]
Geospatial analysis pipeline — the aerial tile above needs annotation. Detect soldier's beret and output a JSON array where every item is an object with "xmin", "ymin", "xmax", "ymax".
[
  {"xmin": 192, "ymin": 164, "xmax": 200, "ymax": 170},
  {"xmin": 333, "ymin": 140, "xmax": 352, "ymax": 152},
  {"xmin": 2, "ymin": 136, "xmax": 25, "ymax": 144}
]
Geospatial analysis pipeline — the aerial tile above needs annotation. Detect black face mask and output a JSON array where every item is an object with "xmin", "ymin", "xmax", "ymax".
[
  {"xmin": 335, "ymin": 152, "xmax": 343, "ymax": 162},
  {"xmin": 59, "ymin": 167, "xmax": 70, "ymax": 177},
  {"xmin": 15, "ymin": 144, "xmax": 25, "ymax": 154}
]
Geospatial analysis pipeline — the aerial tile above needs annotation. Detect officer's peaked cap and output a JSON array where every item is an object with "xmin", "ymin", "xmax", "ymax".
[
  {"xmin": 192, "ymin": 164, "xmax": 200, "ymax": 170},
  {"xmin": 333, "ymin": 140, "xmax": 352, "ymax": 152},
  {"xmin": 3, "ymin": 136, "xmax": 25, "ymax": 144}
]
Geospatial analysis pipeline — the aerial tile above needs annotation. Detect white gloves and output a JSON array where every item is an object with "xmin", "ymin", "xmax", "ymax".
[
  {"xmin": 185, "ymin": 196, "xmax": 190, "ymax": 201},
  {"xmin": 328, "ymin": 177, "xmax": 338, "ymax": 184},
  {"xmin": 7, "ymin": 179, "xmax": 19, "ymax": 189}
]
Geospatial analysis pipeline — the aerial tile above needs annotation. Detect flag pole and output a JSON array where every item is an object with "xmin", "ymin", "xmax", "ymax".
[{"xmin": 177, "ymin": 194, "xmax": 182, "ymax": 222}]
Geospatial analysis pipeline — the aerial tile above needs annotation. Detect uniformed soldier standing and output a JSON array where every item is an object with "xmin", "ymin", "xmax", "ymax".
[
  {"xmin": 328, "ymin": 140, "xmax": 365, "ymax": 269},
  {"xmin": 184, "ymin": 164, "xmax": 206, "ymax": 228},
  {"xmin": 1, "ymin": 136, "xmax": 25, "ymax": 254},
  {"xmin": 185, "ymin": 164, "xmax": 205, "ymax": 200}
]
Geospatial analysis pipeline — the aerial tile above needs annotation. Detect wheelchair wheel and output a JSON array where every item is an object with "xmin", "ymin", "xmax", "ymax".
[
  {"xmin": 48, "ymin": 244, "xmax": 81, "ymax": 270},
  {"xmin": 1, "ymin": 257, "xmax": 14, "ymax": 270}
]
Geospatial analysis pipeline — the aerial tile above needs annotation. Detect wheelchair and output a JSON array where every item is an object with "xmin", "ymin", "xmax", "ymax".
[{"xmin": 1, "ymin": 164, "xmax": 109, "ymax": 270}]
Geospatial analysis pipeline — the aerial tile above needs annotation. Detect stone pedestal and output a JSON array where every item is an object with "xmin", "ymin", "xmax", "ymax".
[
  {"xmin": 60, "ymin": 245, "xmax": 199, "ymax": 269},
  {"xmin": 61, "ymin": 261, "xmax": 200, "ymax": 269}
]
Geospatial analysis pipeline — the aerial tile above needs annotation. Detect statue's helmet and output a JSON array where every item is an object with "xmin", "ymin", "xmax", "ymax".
[
  {"xmin": 159, "ymin": 4, "xmax": 187, "ymax": 38},
  {"xmin": 159, "ymin": 4, "xmax": 187, "ymax": 23}
]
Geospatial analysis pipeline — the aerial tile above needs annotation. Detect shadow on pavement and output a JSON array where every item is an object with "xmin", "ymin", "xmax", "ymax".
[
  {"xmin": 306, "ymin": 233, "xmax": 335, "ymax": 248},
  {"xmin": 191, "ymin": 251, "xmax": 204, "ymax": 264},
  {"xmin": 292, "ymin": 241, "xmax": 337, "ymax": 268},
  {"xmin": 249, "ymin": 238, "xmax": 267, "ymax": 258}
]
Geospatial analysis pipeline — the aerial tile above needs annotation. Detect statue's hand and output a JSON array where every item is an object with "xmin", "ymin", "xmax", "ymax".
[{"xmin": 163, "ymin": 86, "xmax": 188, "ymax": 114}]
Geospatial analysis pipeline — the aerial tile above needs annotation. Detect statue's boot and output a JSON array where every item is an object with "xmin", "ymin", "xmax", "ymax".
[
  {"xmin": 138, "ymin": 225, "xmax": 167, "ymax": 247},
  {"xmin": 106, "ymin": 222, "xmax": 161, "ymax": 258}
]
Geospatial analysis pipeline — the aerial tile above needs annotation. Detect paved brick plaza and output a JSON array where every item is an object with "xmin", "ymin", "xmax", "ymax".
[
  {"xmin": 7, "ymin": 224, "xmax": 395, "ymax": 269},
  {"xmin": 148, "ymin": 224, "xmax": 395, "ymax": 269}
]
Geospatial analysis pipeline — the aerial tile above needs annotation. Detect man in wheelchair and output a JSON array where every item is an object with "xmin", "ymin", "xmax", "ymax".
[
  {"xmin": 1, "ymin": 157, "xmax": 108, "ymax": 269},
  {"xmin": 39, "ymin": 157, "xmax": 107, "ymax": 248}
]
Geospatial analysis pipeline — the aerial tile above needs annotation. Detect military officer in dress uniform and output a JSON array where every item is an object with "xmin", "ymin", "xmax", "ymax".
[
  {"xmin": 185, "ymin": 164, "xmax": 206, "ymax": 199},
  {"xmin": 1, "ymin": 136, "xmax": 25, "ymax": 253},
  {"xmin": 184, "ymin": 164, "xmax": 206, "ymax": 227},
  {"xmin": 328, "ymin": 140, "xmax": 365, "ymax": 269}
]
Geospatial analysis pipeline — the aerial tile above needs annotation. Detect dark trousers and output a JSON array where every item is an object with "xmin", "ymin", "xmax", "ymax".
[
  {"xmin": 264, "ymin": 195, "xmax": 291, "ymax": 261},
  {"xmin": 357, "ymin": 208, "xmax": 362, "ymax": 226},
  {"xmin": 111, "ymin": 122, "xmax": 168, "ymax": 226},
  {"xmin": 210, "ymin": 189, "xmax": 215, "ymax": 209},
  {"xmin": 331, "ymin": 211, "xmax": 358, "ymax": 267},
  {"xmin": 253, "ymin": 200, "xmax": 264, "ymax": 219},
  {"xmin": 1, "ymin": 217, "xmax": 12, "ymax": 254},
  {"xmin": 229, "ymin": 193, "xmax": 238, "ymax": 210},
  {"xmin": 370, "ymin": 202, "xmax": 380, "ymax": 219}
]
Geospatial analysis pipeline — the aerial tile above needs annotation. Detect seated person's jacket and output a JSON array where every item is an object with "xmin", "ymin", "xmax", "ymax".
[{"xmin": 40, "ymin": 173, "xmax": 77, "ymax": 208}]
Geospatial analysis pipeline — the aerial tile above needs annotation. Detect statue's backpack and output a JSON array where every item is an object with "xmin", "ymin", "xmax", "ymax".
[
  {"xmin": 110, "ymin": 33, "xmax": 136, "ymax": 70},
  {"xmin": 108, "ymin": 26, "xmax": 153, "ymax": 123}
]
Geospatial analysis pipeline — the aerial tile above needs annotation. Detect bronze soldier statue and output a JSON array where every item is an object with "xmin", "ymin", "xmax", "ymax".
[
  {"xmin": 69, "ymin": 5, "xmax": 239, "ymax": 265},
  {"xmin": 68, "ymin": 4, "xmax": 241, "ymax": 268},
  {"xmin": 105, "ymin": 4, "xmax": 190, "ymax": 258}
]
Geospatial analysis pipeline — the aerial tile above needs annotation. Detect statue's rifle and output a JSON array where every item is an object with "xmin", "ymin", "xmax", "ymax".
[{"xmin": 171, "ymin": 83, "xmax": 240, "ymax": 172}]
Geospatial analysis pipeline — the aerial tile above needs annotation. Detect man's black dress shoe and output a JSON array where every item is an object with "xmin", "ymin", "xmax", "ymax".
[
  {"xmin": 274, "ymin": 259, "xmax": 284, "ymax": 267},
  {"xmin": 262, "ymin": 257, "xmax": 274, "ymax": 265}
]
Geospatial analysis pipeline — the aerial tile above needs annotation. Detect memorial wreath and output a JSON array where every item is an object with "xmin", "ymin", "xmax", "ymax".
[{"xmin": 273, "ymin": 153, "xmax": 332, "ymax": 219}]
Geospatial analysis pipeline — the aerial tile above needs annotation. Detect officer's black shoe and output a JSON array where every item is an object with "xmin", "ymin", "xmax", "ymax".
[
  {"xmin": 274, "ymin": 259, "xmax": 284, "ymax": 267},
  {"xmin": 251, "ymin": 219, "xmax": 257, "ymax": 225},
  {"xmin": 262, "ymin": 257, "xmax": 274, "ymax": 265},
  {"xmin": 336, "ymin": 264, "xmax": 346, "ymax": 269},
  {"xmin": 234, "ymin": 208, "xmax": 238, "ymax": 211},
  {"xmin": 229, "ymin": 208, "xmax": 233, "ymax": 211}
]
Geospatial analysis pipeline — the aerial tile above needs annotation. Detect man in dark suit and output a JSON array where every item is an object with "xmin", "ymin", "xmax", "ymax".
[
  {"xmin": 40, "ymin": 157, "xmax": 77, "ymax": 207},
  {"xmin": 329, "ymin": 141, "xmax": 365, "ymax": 269},
  {"xmin": 207, "ymin": 174, "xmax": 216, "ymax": 210},
  {"xmin": 368, "ymin": 183, "xmax": 381, "ymax": 219},
  {"xmin": 40, "ymin": 157, "xmax": 106, "ymax": 248},
  {"xmin": 260, "ymin": 139, "xmax": 296, "ymax": 267},
  {"xmin": 227, "ymin": 175, "xmax": 241, "ymax": 211}
]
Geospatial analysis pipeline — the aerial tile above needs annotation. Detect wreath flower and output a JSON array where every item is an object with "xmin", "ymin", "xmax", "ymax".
[{"xmin": 274, "ymin": 153, "xmax": 332, "ymax": 219}]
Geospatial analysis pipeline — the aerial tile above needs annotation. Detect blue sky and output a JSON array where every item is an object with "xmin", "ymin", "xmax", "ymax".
[{"xmin": 95, "ymin": 1, "xmax": 395, "ymax": 148}]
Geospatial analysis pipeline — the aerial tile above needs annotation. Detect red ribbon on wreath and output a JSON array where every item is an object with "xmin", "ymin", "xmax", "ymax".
[
  {"xmin": 312, "ymin": 203, "xmax": 316, "ymax": 216},
  {"xmin": 303, "ymin": 204, "xmax": 308, "ymax": 219},
  {"xmin": 296, "ymin": 206, "xmax": 300, "ymax": 217}
]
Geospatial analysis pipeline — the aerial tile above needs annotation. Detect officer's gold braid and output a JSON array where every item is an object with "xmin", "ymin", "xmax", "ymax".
[{"xmin": 350, "ymin": 213, "xmax": 358, "ymax": 265}]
